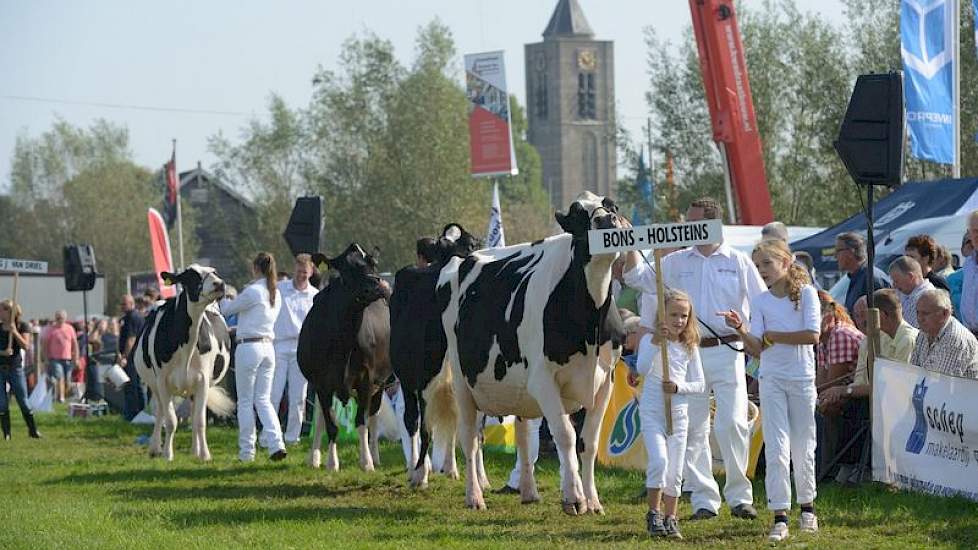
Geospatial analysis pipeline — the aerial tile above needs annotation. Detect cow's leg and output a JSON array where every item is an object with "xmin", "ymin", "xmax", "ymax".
[
  {"xmin": 441, "ymin": 422, "xmax": 458, "ymax": 480},
  {"xmin": 402, "ymin": 388, "xmax": 428, "ymax": 485},
  {"xmin": 355, "ymin": 384, "xmax": 375, "ymax": 472},
  {"xmin": 160, "ymin": 389, "xmax": 178, "ymax": 462},
  {"xmin": 580, "ymin": 372, "xmax": 614, "ymax": 515},
  {"xmin": 307, "ymin": 394, "xmax": 326, "ymax": 469},
  {"xmin": 515, "ymin": 417, "xmax": 540, "ymax": 504},
  {"xmin": 148, "ymin": 391, "xmax": 164, "ymax": 458},
  {"xmin": 452, "ymin": 376, "xmax": 485, "ymax": 510},
  {"xmin": 528, "ymin": 366, "xmax": 586, "ymax": 515},
  {"xmin": 193, "ymin": 382, "xmax": 212, "ymax": 461},
  {"xmin": 473, "ymin": 414, "xmax": 489, "ymax": 489},
  {"xmin": 367, "ymin": 390, "xmax": 382, "ymax": 467},
  {"xmin": 318, "ymin": 387, "xmax": 340, "ymax": 472},
  {"xmin": 409, "ymin": 391, "xmax": 432, "ymax": 488}
]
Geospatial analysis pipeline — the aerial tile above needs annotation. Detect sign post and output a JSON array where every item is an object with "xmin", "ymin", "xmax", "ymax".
[
  {"xmin": 589, "ymin": 220, "xmax": 723, "ymax": 435},
  {"xmin": 0, "ymin": 258, "xmax": 48, "ymax": 355}
]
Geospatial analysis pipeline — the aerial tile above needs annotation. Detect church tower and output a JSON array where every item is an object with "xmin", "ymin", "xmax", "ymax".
[{"xmin": 525, "ymin": 0, "xmax": 616, "ymax": 211}]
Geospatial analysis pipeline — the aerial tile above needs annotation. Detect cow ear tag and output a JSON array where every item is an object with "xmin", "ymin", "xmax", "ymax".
[
  {"xmin": 162, "ymin": 275, "xmax": 174, "ymax": 285},
  {"xmin": 318, "ymin": 262, "xmax": 328, "ymax": 272}
]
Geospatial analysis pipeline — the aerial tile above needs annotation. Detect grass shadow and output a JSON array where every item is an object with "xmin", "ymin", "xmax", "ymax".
[{"xmin": 163, "ymin": 504, "xmax": 423, "ymax": 528}]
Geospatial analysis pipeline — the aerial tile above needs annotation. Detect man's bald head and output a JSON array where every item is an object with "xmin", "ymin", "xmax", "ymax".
[{"xmin": 853, "ymin": 295, "xmax": 868, "ymax": 333}]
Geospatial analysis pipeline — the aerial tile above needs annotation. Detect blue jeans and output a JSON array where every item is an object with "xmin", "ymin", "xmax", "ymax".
[
  {"xmin": 0, "ymin": 365, "xmax": 31, "ymax": 415},
  {"xmin": 49, "ymin": 359, "xmax": 73, "ymax": 380}
]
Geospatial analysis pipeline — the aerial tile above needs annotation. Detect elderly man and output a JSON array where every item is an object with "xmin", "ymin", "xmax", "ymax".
[
  {"xmin": 836, "ymin": 232, "xmax": 891, "ymax": 316},
  {"xmin": 624, "ymin": 197, "xmax": 763, "ymax": 520},
  {"xmin": 960, "ymin": 210, "xmax": 978, "ymax": 334},
  {"xmin": 910, "ymin": 289, "xmax": 978, "ymax": 378},
  {"xmin": 820, "ymin": 289, "xmax": 918, "ymax": 483},
  {"xmin": 888, "ymin": 256, "xmax": 935, "ymax": 329}
]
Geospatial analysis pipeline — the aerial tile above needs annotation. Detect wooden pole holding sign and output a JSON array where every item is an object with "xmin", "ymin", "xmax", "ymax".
[{"xmin": 653, "ymin": 249, "xmax": 673, "ymax": 435}]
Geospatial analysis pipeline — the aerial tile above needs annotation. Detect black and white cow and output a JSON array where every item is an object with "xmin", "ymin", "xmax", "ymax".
[
  {"xmin": 390, "ymin": 224, "xmax": 489, "ymax": 488},
  {"xmin": 298, "ymin": 243, "xmax": 391, "ymax": 472},
  {"xmin": 132, "ymin": 265, "xmax": 234, "ymax": 461},
  {"xmin": 438, "ymin": 192, "xmax": 625, "ymax": 514}
]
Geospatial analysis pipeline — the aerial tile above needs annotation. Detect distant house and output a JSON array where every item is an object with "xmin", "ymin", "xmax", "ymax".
[{"xmin": 178, "ymin": 167, "xmax": 255, "ymax": 286}]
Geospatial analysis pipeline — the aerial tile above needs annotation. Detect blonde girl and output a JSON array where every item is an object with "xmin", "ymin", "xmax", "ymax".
[
  {"xmin": 636, "ymin": 288, "xmax": 705, "ymax": 540},
  {"xmin": 720, "ymin": 239, "xmax": 820, "ymax": 542}
]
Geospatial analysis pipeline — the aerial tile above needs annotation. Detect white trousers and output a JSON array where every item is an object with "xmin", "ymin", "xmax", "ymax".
[
  {"xmin": 235, "ymin": 341, "xmax": 284, "ymax": 459},
  {"xmin": 759, "ymin": 375, "xmax": 817, "ymax": 511},
  {"xmin": 506, "ymin": 417, "xmax": 542, "ymax": 489},
  {"xmin": 271, "ymin": 343, "xmax": 308, "ymax": 443},
  {"xmin": 641, "ymin": 389, "xmax": 689, "ymax": 496},
  {"xmin": 683, "ymin": 345, "xmax": 753, "ymax": 512}
]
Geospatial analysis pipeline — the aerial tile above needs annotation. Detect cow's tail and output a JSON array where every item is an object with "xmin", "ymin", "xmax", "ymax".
[
  {"xmin": 205, "ymin": 386, "xmax": 236, "ymax": 418},
  {"xmin": 422, "ymin": 359, "xmax": 457, "ymax": 462}
]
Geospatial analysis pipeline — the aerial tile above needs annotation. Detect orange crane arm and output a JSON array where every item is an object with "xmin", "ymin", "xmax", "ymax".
[{"xmin": 689, "ymin": 0, "xmax": 773, "ymax": 224}]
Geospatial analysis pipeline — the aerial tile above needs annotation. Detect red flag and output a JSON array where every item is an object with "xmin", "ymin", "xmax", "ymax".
[
  {"xmin": 163, "ymin": 148, "xmax": 179, "ymax": 229},
  {"xmin": 147, "ymin": 208, "xmax": 176, "ymax": 299}
]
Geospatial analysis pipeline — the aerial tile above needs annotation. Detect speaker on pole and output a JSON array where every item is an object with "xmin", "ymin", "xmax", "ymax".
[
  {"xmin": 283, "ymin": 196, "xmax": 324, "ymax": 256},
  {"xmin": 833, "ymin": 72, "xmax": 905, "ymax": 188},
  {"xmin": 63, "ymin": 244, "xmax": 97, "ymax": 292}
]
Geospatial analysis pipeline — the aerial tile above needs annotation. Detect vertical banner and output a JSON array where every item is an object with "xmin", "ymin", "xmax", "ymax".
[
  {"xmin": 597, "ymin": 360, "xmax": 647, "ymax": 470},
  {"xmin": 465, "ymin": 51, "xmax": 519, "ymax": 177},
  {"xmin": 873, "ymin": 359, "xmax": 978, "ymax": 501},
  {"xmin": 485, "ymin": 182, "xmax": 506, "ymax": 248},
  {"xmin": 147, "ymin": 208, "xmax": 176, "ymax": 299},
  {"xmin": 901, "ymin": 0, "xmax": 957, "ymax": 165}
]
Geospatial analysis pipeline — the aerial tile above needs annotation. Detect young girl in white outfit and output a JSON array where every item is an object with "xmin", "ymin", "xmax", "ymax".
[
  {"xmin": 221, "ymin": 252, "xmax": 287, "ymax": 462},
  {"xmin": 637, "ymin": 288, "xmax": 705, "ymax": 540},
  {"xmin": 721, "ymin": 239, "xmax": 820, "ymax": 542}
]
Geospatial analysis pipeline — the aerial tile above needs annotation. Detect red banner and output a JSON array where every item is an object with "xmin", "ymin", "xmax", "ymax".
[
  {"xmin": 147, "ymin": 208, "xmax": 176, "ymax": 299},
  {"xmin": 465, "ymin": 51, "xmax": 519, "ymax": 177}
]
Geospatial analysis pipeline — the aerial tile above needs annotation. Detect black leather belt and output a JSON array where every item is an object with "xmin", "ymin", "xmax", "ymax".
[
  {"xmin": 237, "ymin": 336, "xmax": 272, "ymax": 345},
  {"xmin": 700, "ymin": 335, "xmax": 741, "ymax": 348}
]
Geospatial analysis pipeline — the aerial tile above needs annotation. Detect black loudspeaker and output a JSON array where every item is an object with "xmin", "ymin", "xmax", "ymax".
[
  {"xmin": 283, "ymin": 196, "xmax": 323, "ymax": 256},
  {"xmin": 834, "ymin": 72, "xmax": 905, "ymax": 187},
  {"xmin": 63, "ymin": 244, "xmax": 97, "ymax": 292}
]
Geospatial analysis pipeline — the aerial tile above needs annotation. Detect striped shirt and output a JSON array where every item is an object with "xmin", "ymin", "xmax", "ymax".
[{"xmin": 910, "ymin": 317, "xmax": 978, "ymax": 379}]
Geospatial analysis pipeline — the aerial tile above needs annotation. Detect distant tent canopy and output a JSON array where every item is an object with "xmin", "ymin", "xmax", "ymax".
[{"xmin": 790, "ymin": 179, "xmax": 978, "ymax": 274}]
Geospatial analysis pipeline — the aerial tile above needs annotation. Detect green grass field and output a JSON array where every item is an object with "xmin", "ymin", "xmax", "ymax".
[{"xmin": 2, "ymin": 407, "xmax": 977, "ymax": 549}]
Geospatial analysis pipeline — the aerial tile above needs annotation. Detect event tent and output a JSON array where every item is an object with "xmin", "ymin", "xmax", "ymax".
[{"xmin": 790, "ymin": 178, "xmax": 978, "ymax": 277}]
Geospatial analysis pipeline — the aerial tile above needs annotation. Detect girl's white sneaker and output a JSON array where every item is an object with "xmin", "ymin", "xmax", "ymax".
[{"xmin": 800, "ymin": 511, "xmax": 819, "ymax": 533}]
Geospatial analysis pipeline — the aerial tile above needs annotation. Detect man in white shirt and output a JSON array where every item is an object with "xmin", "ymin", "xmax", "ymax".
[
  {"xmin": 623, "ymin": 197, "xmax": 765, "ymax": 520},
  {"xmin": 271, "ymin": 254, "xmax": 318, "ymax": 444},
  {"xmin": 888, "ymin": 256, "xmax": 934, "ymax": 329}
]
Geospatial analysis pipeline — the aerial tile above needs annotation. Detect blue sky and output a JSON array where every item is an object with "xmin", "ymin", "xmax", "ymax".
[{"xmin": 0, "ymin": 0, "xmax": 846, "ymax": 189}]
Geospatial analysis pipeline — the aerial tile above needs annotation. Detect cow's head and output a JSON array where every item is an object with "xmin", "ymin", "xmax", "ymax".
[
  {"xmin": 434, "ymin": 223, "xmax": 482, "ymax": 263},
  {"xmin": 161, "ymin": 264, "xmax": 225, "ymax": 304},
  {"xmin": 556, "ymin": 191, "xmax": 623, "ymax": 241},
  {"xmin": 316, "ymin": 243, "xmax": 384, "ymax": 302}
]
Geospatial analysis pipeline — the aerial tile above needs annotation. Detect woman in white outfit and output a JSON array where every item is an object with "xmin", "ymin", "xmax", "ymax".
[
  {"xmin": 637, "ymin": 289, "xmax": 705, "ymax": 540},
  {"xmin": 221, "ymin": 252, "xmax": 287, "ymax": 462},
  {"xmin": 721, "ymin": 239, "xmax": 820, "ymax": 543}
]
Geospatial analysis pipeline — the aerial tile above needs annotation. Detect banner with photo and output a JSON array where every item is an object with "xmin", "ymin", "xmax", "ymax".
[
  {"xmin": 465, "ymin": 51, "xmax": 519, "ymax": 177},
  {"xmin": 873, "ymin": 359, "xmax": 978, "ymax": 502}
]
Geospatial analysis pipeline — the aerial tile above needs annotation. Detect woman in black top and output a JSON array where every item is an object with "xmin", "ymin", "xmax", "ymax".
[{"xmin": 0, "ymin": 299, "xmax": 40, "ymax": 440}]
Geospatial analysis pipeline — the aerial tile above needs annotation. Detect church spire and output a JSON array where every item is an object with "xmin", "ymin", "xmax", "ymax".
[{"xmin": 542, "ymin": 0, "xmax": 594, "ymax": 39}]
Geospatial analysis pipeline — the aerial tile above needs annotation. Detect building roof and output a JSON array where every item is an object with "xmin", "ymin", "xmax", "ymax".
[
  {"xmin": 178, "ymin": 166, "xmax": 255, "ymax": 211},
  {"xmin": 542, "ymin": 0, "xmax": 594, "ymax": 39}
]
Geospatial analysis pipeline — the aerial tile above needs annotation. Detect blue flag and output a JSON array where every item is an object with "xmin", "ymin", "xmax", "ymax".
[
  {"xmin": 901, "ymin": 0, "xmax": 957, "ymax": 165},
  {"xmin": 631, "ymin": 148, "xmax": 654, "ymax": 225}
]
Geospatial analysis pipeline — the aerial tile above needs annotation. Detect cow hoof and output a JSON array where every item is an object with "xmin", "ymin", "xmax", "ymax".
[
  {"xmin": 561, "ymin": 500, "xmax": 586, "ymax": 516},
  {"xmin": 466, "ymin": 498, "xmax": 487, "ymax": 510},
  {"xmin": 589, "ymin": 503, "xmax": 605, "ymax": 515},
  {"xmin": 443, "ymin": 468, "xmax": 459, "ymax": 481},
  {"xmin": 308, "ymin": 450, "xmax": 322, "ymax": 469},
  {"xmin": 148, "ymin": 449, "xmax": 162, "ymax": 458},
  {"xmin": 520, "ymin": 494, "xmax": 541, "ymax": 505},
  {"xmin": 360, "ymin": 462, "xmax": 375, "ymax": 473}
]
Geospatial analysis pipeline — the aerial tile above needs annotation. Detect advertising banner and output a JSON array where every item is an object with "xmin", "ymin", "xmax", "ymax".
[
  {"xmin": 597, "ymin": 360, "xmax": 648, "ymax": 470},
  {"xmin": 901, "ymin": 0, "xmax": 957, "ymax": 164},
  {"xmin": 873, "ymin": 359, "xmax": 978, "ymax": 501},
  {"xmin": 465, "ymin": 51, "xmax": 519, "ymax": 177}
]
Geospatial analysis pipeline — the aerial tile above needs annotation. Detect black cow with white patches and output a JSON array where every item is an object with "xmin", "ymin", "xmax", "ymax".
[
  {"xmin": 390, "ymin": 224, "xmax": 489, "ymax": 488},
  {"xmin": 132, "ymin": 264, "xmax": 234, "ymax": 461},
  {"xmin": 438, "ymin": 191, "xmax": 625, "ymax": 514},
  {"xmin": 299, "ymin": 243, "xmax": 391, "ymax": 472}
]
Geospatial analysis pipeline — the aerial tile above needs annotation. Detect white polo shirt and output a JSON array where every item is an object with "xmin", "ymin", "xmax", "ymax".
[
  {"xmin": 220, "ymin": 280, "xmax": 281, "ymax": 340},
  {"xmin": 273, "ymin": 279, "xmax": 318, "ymax": 345},
  {"xmin": 623, "ymin": 243, "xmax": 767, "ymax": 336}
]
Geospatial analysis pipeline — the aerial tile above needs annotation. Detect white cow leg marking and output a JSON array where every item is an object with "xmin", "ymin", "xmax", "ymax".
[
  {"xmin": 515, "ymin": 417, "xmax": 540, "ymax": 504},
  {"xmin": 326, "ymin": 441, "xmax": 340, "ymax": 471},
  {"xmin": 528, "ymin": 367, "xmax": 586, "ymax": 515},
  {"xmin": 160, "ymin": 391, "xmax": 178, "ymax": 462},
  {"xmin": 580, "ymin": 371, "xmax": 614, "ymax": 514},
  {"xmin": 408, "ymin": 431, "xmax": 430, "ymax": 489},
  {"xmin": 148, "ymin": 394, "xmax": 164, "ymax": 458},
  {"xmin": 358, "ymin": 424, "xmax": 375, "ymax": 472},
  {"xmin": 453, "ymin": 379, "xmax": 485, "ymax": 510},
  {"xmin": 308, "ymin": 400, "xmax": 326, "ymax": 469},
  {"xmin": 193, "ymin": 382, "xmax": 212, "ymax": 461},
  {"xmin": 368, "ymin": 414, "xmax": 381, "ymax": 467},
  {"xmin": 475, "ymin": 441, "xmax": 490, "ymax": 490},
  {"xmin": 442, "ymin": 428, "xmax": 459, "ymax": 480}
]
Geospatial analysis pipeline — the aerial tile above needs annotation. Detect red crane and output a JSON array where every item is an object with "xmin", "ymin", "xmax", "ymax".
[{"xmin": 689, "ymin": 0, "xmax": 773, "ymax": 224}]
